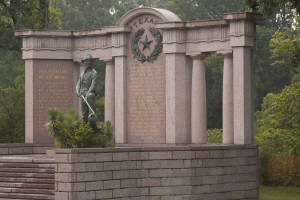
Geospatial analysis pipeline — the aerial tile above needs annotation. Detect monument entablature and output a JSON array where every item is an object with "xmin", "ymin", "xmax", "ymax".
[
  {"xmin": 15, "ymin": 7, "xmax": 262, "ymax": 146},
  {"xmin": 15, "ymin": 26, "xmax": 131, "ymax": 61},
  {"xmin": 16, "ymin": 12, "xmax": 259, "ymax": 61}
]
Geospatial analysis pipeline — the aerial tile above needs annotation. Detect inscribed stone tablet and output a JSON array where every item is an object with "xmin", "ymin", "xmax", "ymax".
[
  {"xmin": 126, "ymin": 15, "xmax": 166, "ymax": 143},
  {"xmin": 33, "ymin": 60, "xmax": 74, "ymax": 143}
]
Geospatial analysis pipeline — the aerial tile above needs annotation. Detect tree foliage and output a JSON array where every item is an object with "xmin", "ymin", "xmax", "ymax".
[
  {"xmin": 245, "ymin": 0, "xmax": 300, "ymax": 16},
  {"xmin": 245, "ymin": 0, "xmax": 299, "ymax": 30},
  {"xmin": 205, "ymin": 53, "xmax": 223, "ymax": 129},
  {"xmin": 0, "ymin": 0, "xmax": 61, "ymax": 51},
  {"xmin": 0, "ymin": 0, "xmax": 60, "ymax": 143},
  {"xmin": 255, "ymin": 73, "xmax": 300, "ymax": 155},
  {"xmin": 254, "ymin": 18, "xmax": 300, "ymax": 109},
  {"xmin": 270, "ymin": 26, "xmax": 300, "ymax": 71},
  {"xmin": 56, "ymin": 0, "xmax": 115, "ymax": 29},
  {"xmin": 164, "ymin": 0, "xmax": 246, "ymax": 21},
  {"xmin": 0, "ymin": 74, "xmax": 24, "ymax": 143},
  {"xmin": 252, "ymin": 6, "xmax": 299, "ymax": 109}
]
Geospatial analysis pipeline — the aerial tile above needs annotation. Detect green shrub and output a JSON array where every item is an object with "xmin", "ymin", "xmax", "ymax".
[
  {"xmin": 46, "ymin": 108, "xmax": 113, "ymax": 148},
  {"xmin": 207, "ymin": 129, "xmax": 222, "ymax": 144}
]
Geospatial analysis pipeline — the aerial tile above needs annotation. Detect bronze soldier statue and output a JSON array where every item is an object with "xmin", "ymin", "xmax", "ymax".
[{"xmin": 76, "ymin": 54, "xmax": 98, "ymax": 123}]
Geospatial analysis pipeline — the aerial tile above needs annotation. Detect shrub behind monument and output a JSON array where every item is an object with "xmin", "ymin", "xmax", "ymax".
[{"xmin": 46, "ymin": 109, "xmax": 113, "ymax": 148}]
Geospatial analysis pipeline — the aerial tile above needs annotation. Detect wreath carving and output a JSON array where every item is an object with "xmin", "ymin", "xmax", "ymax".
[{"xmin": 131, "ymin": 27, "xmax": 163, "ymax": 63}]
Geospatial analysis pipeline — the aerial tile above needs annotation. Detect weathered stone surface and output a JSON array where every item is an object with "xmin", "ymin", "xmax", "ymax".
[{"xmin": 54, "ymin": 146, "xmax": 258, "ymax": 200}]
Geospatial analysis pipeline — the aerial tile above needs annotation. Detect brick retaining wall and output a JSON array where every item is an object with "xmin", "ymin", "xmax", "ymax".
[{"xmin": 54, "ymin": 145, "xmax": 259, "ymax": 200}]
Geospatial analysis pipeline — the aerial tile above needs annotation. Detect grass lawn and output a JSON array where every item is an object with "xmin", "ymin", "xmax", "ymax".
[{"xmin": 260, "ymin": 186, "xmax": 300, "ymax": 200}]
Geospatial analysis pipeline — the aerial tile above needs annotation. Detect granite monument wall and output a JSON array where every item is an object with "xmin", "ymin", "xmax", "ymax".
[{"xmin": 54, "ymin": 145, "xmax": 259, "ymax": 200}]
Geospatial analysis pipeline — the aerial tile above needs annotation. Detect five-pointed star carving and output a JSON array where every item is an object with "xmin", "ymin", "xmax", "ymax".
[{"xmin": 140, "ymin": 35, "xmax": 152, "ymax": 51}]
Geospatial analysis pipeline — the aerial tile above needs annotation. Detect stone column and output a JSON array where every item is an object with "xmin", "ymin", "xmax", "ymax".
[
  {"xmin": 233, "ymin": 47, "xmax": 253, "ymax": 144},
  {"xmin": 160, "ymin": 28, "xmax": 190, "ymax": 144},
  {"xmin": 114, "ymin": 56, "xmax": 126, "ymax": 144},
  {"xmin": 25, "ymin": 60, "xmax": 34, "ymax": 143},
  {"xmin": 224, "ymin": 13, "xmax": 260, "ymax": 144},
  {"xmin": 104, "ymin": 59, "xmax": 115, "ymax": 128},
  {"xmin": 165, "ymin": 53, "xmax": 190, "ymax": 144},
  {"xmin": 224, "ymin": 13, "xmax": 256, "ymax": 145},
  {"xmin": 189, "ymin": 53, "xmax": 207, "ymax": 144},
  {"xmin": 221, "ymin": 51, "xmax": 234, "ymax": 144}
]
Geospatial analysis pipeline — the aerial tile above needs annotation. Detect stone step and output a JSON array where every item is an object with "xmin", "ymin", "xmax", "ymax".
[
  {"xmin": 0, "ymin": 172, "xmax": 54, "ymax": 179},
  {"xmin": 0, "ymin": 192, "xmax": 54, "ymax": 199},
  {"xmin": 0, "ymin": 187, "xmax": 53, "ymax": 195},
  {"xmin": 0, "ymin": 182, "xmax": 54, "ymax": 190},
  {"xmin": 0, "ymin": 177, "xmax": 54, "ymax": 184},
  {"xmin": 0, "ymin": 155, "xmax": 54, "ymax": 164},
  {"xmin": 0, "ymin": 154, "xmax": 55, "ymax": 200},
  {"xmin": 0, "ymin": 199, "xmax": 32, "ymax": 200},
  {"xmin": 0, "ymin": 167, "xmax": 54, "ymax": 173},
  {"xmin": 0, "ymin": 163, "xmax": 54, "ymax": 168}
]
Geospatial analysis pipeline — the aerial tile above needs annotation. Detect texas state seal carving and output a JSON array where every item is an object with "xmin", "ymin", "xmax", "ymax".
[{"xmin": 131, "ymin": 27, "xmax": 163, "ymax": 63}]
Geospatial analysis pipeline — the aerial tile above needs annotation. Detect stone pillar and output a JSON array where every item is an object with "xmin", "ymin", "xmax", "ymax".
[
  {"xmin": 161, "ymin": 28, "xmax": 190, "ymax": 144},
  {"xmin": 165, "ymin": 53, "xmax": 190, "ymax": 144},
  {"xmin": 233, "ymin": 47, "xmax": 253, "ymax": 144},
  {"xmin": 25, "ymin": 60, "xmax": 34, "ymax": 143},
  {"xmin": 189, "ymin": 53, "xmax": 207, "ymax": 144},
  {"xmin": 221, "ymin": 51, "xmax": 234, "ymax": 144},
  {"xmin": 15, "ymin": 30, "xmax": 75, "ymax": 144},
  {"xmin": 224, "ymin": 14, "xmax": 257, "ymax": 145},
  {"xmin": 114, "ymin": 56, "xmax": 126, "ymax": 144},
  {"xmin": 104, "ymin": 59, "xmax": 115, "ymax": 128}
]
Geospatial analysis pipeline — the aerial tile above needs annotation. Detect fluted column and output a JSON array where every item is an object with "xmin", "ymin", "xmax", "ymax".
[
  {"xmin": 220, "ymin": 51, "xmax": 233, "ymax": 144},
  {"xmin": 190, "ymin": 53, "xmax": 207, "ymax": 144},
  {"xmin": 104, "ymin": 59, "xmax": 115, "ymax": 128}
]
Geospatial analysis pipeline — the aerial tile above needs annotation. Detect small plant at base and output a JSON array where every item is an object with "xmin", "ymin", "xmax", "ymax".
[
  {"xmin": 207, "ymin": 129, "xmax": 223, "ymax": 144},
  {"xmin": 46, "ymin": 108, "xmax": 113, "ymax": 148}
]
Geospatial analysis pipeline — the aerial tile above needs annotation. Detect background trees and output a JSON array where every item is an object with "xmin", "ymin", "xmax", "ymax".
[
  {"xmin": 0, "ymin": 0, "xmax": 60, "ymax": 142},
  {"xmin": 245, "ymin": 0, "xmax": 300, "ymax": 185}
]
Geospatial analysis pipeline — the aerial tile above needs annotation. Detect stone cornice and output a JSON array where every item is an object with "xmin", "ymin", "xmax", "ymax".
[
  {"xmin": 15, "ymin": 30, "xmax": 72, "ymax": 37},
  {"xmin": 156, "ymin": 12, "xmax": 263, "ymax": 31},
  {"xmin": 223, "ymin": 12, "xmax": 264, "ymax": 24},
  {"xmin": 15, "ymin": 26, "xmax": 131, "ymax": 38},
  {"xmin": 72, "ymin": 26, "xmax": 131, "ymax": 37},
  {"xmin": 156, "ymin": 19, "xmax": 228, "ymax": 30}
]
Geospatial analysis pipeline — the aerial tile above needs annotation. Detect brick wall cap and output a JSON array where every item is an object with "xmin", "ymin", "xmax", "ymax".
[{"xmin": 54, "ymin": 144, "xmax": 258, "ymax": 154}]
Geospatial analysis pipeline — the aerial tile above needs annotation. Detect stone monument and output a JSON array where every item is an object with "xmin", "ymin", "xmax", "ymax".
[
  {"xmin": 16, "ymin": 8, "xmax": 261, "ymax": 146},
  {"xmin": 15, "ymin": 7, "xmax": 262, "ymax": 200}
]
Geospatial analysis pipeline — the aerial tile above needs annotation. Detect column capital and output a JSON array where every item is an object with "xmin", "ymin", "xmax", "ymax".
[
  {"xmin": 186, "ymin": 52, "xmax": 206, "ymax": 59},
  {"xmin": 217, "ymin": 50, "xmax": 233, "ymax": 56},
  {"xmin": 102, "ymin": 58, "xmax": 114, "ymax": 65},
  {"xmin": 161, "ymin": 29, "xmax": 186, "ymax": 54}
]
